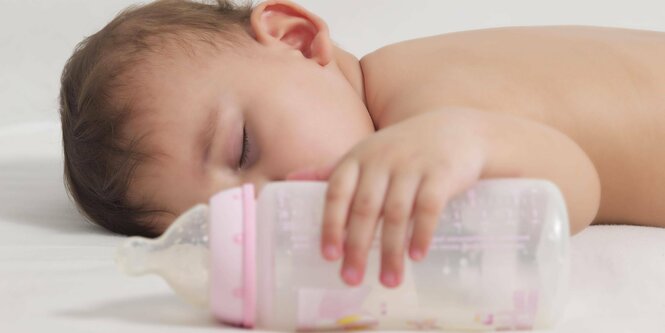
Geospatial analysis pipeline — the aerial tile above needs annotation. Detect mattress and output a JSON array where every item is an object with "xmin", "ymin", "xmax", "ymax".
[{"xmin": 2, "ymin": 122, "xmax": 665, "ymax": 333}]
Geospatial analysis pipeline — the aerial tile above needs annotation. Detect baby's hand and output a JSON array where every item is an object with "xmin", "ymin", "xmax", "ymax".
[{"xmin": 287, "ymin": 110, "xmax": 488, "ymax": 288}]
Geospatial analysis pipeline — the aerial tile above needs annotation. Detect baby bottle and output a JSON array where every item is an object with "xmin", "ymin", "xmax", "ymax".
[{"xmin": 116, "ymin": 178, "xmax": 570, "ymax": 331}]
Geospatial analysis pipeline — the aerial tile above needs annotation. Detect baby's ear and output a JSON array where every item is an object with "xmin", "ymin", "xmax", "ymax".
[{"xmin": 250, "ymin": 0, "xmax": 333, "ymax": 66}]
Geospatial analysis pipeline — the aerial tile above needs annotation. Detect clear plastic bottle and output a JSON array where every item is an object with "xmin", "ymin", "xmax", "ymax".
[{"xmin": 116, "ymin": 178, "xmax": 570, "ymax": 331}]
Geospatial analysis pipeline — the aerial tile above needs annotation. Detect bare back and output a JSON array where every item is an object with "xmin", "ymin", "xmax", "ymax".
[{"xmin": 361, "ymin": 26, "xmax": 665, "ymax": 228}]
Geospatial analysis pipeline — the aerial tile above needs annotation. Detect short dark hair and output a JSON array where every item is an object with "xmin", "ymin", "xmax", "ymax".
[{"xmin": 59, "ymin": 0, "xmax": 253, "ymax": 237}]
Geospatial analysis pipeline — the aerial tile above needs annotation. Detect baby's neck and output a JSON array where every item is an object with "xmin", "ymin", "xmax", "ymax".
[{"xmin": 332, "ymin": 46, "xmax": 367, "ymax": 106}]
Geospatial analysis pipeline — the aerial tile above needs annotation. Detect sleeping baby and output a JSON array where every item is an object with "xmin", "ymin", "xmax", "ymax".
[{"xmin": 59, "ymin": 0, "xmax": 665, "ymax": 289}]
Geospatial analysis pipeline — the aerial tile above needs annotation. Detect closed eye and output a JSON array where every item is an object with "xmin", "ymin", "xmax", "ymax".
[{"xmin": 238, "ymin": 125, "xmax": 250, "ymax": 169}]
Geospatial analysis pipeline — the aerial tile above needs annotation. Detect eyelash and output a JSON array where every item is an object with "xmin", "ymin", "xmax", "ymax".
[{"xmin": 238, "ymin": 125, "xmax": 250, "ymax": 169}]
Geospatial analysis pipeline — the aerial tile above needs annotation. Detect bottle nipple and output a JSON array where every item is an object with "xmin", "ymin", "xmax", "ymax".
[{"xmin": 115, "ymin": 204, "xmax": 211, "ymax": 307}]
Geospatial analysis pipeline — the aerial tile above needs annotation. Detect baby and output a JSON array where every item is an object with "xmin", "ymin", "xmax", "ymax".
[{"xmin": 60, "ymin": 0, "xmax": 665, "ymax": 289}]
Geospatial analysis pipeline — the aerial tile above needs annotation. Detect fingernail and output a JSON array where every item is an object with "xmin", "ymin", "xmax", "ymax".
[
  {"xmin": 381, "ymin": 272, "xmax": 398, "ymax": 288},
  {"xmin": 343, "ymin": 267, "xmax": 359, "ymax": 285},
  {"xmin": 410, "ymin": 248, "xmax": 424, "ymax": 261},
  {"xmin": 324, "ymin": 244, "xmax": 339, "ymax": 259}
]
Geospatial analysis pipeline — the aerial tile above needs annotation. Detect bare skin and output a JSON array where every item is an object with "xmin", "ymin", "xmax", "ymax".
[
  {"xmin": 359, "ymin": 25, "xmax": 665, "ymax": 229},
  {"xmin": 128, "ymin": 0, "xmax": 665, "ymax": 288},
  {"xmin": 288, "ymin": 15, "xmax": 665, "ymax": 286}
]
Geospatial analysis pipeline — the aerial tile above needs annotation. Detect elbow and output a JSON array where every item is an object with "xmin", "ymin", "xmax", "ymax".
[{"xmin": 567, "ymin": 155, "xmax": 601, "ymax": 236}]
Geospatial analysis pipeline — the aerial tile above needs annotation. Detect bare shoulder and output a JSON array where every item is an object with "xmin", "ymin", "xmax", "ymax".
[
  {"xmin": 361, "ymin": 25, "xmax": 665, "ymax": 229},
  {"xmin": 362, "ymin": 25, "xmax": 665, "ymax": 128}
]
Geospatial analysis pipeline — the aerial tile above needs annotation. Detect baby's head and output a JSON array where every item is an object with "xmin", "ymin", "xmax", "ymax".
[{"xmin": 60, "ymin": 0, "xmax": 374, "ymax": 237}]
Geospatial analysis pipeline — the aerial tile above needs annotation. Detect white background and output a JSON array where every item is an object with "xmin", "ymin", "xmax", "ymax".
[{"xmin": 1, "ymin": 0, "xmax": 665, "ymax": 129}]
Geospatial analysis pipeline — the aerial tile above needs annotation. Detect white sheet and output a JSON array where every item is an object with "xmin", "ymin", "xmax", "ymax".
[{"xmin": 2, "ymin": 122, "xmax": 665, "ymax": 333}]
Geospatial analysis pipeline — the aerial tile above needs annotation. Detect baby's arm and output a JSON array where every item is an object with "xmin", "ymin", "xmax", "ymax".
[
  {"xmin": 288, "ymin": 107, "xmax": 601, "ymax": 287},
  {"xmin": 473, "ymin": 108, "xmax": 601, "ymax": 235}
]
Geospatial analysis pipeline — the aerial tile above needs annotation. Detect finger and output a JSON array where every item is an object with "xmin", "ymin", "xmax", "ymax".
[
  {"xmin": 320, "ymin": 160, "xmax": 359, "ymax": 261},
  {"xmin": 341, "ymin": 164, "xmax": 390, "ymax": 286},
  {"xmin": 379, "ymin": 170, "xmax": 421, "ymax": 288},
  {"xmin": 409, "ymin": 169, "xmax": 450, "ymax": 261}
]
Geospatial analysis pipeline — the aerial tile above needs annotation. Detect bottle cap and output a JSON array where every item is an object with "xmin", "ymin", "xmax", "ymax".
[{"xmin": 209, "ymin": 183, "xmax": 256, "ymax": 328}]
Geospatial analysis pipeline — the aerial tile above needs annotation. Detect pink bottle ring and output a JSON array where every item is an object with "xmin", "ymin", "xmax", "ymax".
[{"xmin": 209, "ymin": 184, "xmax": 256, "ymax": 327}]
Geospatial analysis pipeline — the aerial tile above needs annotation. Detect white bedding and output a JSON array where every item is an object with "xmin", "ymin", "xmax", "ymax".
[
  {"xmin": 2, "ymin": 123, "xmax": 665, "ymax": 333},
  {"xmin": 3, "ymin": 1, "xmax": 665, "ymax": 332}
]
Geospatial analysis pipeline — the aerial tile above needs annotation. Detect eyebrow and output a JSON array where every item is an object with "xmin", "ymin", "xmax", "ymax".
[{"xmin": 197, "ymin": 106, "xmax": 220, "ymax": 169}]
